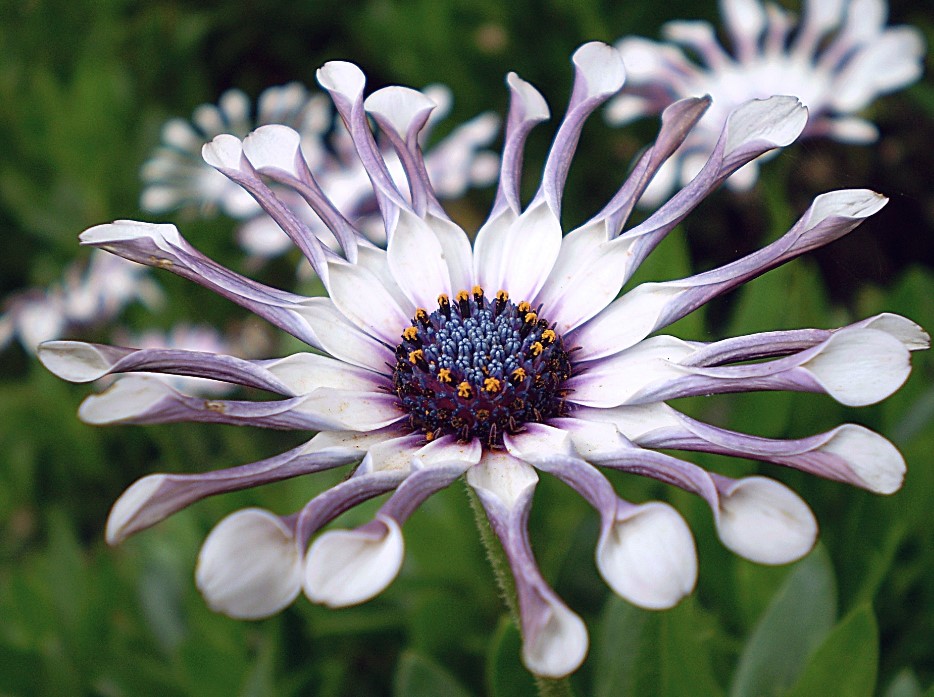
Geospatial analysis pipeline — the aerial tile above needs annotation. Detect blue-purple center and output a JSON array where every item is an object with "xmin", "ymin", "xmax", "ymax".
[{"xmin": 392, "ymin": 287, "xmax": 573, "ymax": 447}]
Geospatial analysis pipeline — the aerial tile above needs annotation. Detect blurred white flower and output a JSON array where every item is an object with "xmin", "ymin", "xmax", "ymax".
[{"xmin": 608, "ymin": 0, "xmax": 926, "ymax": 205}]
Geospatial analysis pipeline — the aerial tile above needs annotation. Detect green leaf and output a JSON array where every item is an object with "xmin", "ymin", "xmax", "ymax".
[
  {"xmin": 393, "ymin": 650, "xmax": 475, "ymax": 697},
  {"xmin": 784, "ymin": 605, "xmax": 878, "ymax": 697},
  {"xmin": 486, "ymin": 617, "xmax": 537, "ymax": 697},
  {"xmin": 593, "ymin": 596, "xmax": 649, "ymax": 697},
  {"xmin": 729, "ymin": 546, "xmax": 837, "ymax": 697}
]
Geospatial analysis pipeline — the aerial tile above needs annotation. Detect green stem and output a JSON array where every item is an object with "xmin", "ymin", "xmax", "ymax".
[{"xmin": 466, "ymin": 486, "xmax": 577, "ymax": 697}]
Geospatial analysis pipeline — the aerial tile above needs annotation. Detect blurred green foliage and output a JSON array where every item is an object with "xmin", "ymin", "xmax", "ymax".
[{"xmin": 1, "ymin": 0, "xmax": 932, "ymax": 696}]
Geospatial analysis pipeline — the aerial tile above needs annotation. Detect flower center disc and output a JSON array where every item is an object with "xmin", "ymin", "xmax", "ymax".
[{"xmin": 392, "ymin": 287, "xmax": 572, "ymax": 447}]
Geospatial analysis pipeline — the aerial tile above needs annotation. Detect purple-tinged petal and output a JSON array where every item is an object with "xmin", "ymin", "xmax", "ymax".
[
  {"xmin": 364, "ymin": 86, "xmax": 441, "ymax": 218},
  {"xmin": 571, "ymin": 189, "xmax": 889, "ymax": 361},
  {"xmin": 202, "ymin": 135, "xmax": 332, "ymax": 281},
  {"xmin": 468, "ymin": 452, "xmax": 589, "ymax": 678},
  {"xmin": 640, "ymin": 413, "xmax": 906, "ymax": 494},
  {"xmin": 196, "ymin": 508, "xmax": 303, "ymax": 619},
  {"xmin": 662, "ymin": 21, "xmax": 733, "ymax": 70},
  {"xmin": 79, "ymin": 221, "xmax": 322, "ymax": 347},
  {"xmin": 721, "ymin": 0, "xmax": 767, "ymax": 61},
  {"xmin": 601, "ymin": 445, "xmax": 817, "ymax": 564},
  {"xmin": 241, "ymin": 125, "xmax": 361, "ymax": 263},
  {"xmin": 387, "ymin": 209, "xmax": 455, "ymax": 309},
  {"xmin": 537, "ymin": 42, "xmax": 626, "ymax": 215},
  {"xmin": 296, "ymin": 297, "xmax": 396, "ymax": 372},
  {"xmin": 564, "ymin": 336, "xmax": 698, "ymax": 408},
  {"xmin": 317, "ymin": 61, "xmax": 409, "ymax": 235},
  {"xmin": 571, "ymin": 403, "xmax": 681, "ymax": 443},
  {"xmin": 105, "ymin": 428, "xmax": 397, "ymax": 544},
  {"xmin": 488, "ymin": 73, "xmax": 549, "ymax": 220}
]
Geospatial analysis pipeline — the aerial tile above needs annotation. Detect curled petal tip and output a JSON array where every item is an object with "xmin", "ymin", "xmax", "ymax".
[
  {"xmin": 37, "ymin": 341, "xmax": 110, "ymax": 383},
  {"xmin": 201, "ymin": 133, "xmax": 244, "ymax": 171},
  {"xmin": 79, "ymin": 220, "xmax": 181, "ymax": 247},
  {"xmin": 316, "ymin": 61, "xmax": 366, "ymax": 96},
  {"xmin": 241, "ymin": 125, "xmax": 302, "ymax": 176},
  {"xmin": 303, "ymin": 516, "xmax": 403, "ymax": 608},
  {"xmin": 505, "ymin": 72, "xmax": 550, "ymax": 122},
  {"xmin": 522, "ymin": 600, "xmax": 589, "ymax": 678},
  {"xmin": 572, "ymin": 41, "xmax": 627, "ymax": 98},
  {"xmin": 725, "ymin": 96, "xmax": 808, "ymax": 154},
  {"xmin": 77, "ymin": 377, "xmax": 174, "ymax": 425},
  {"xmin": 105, "ymin": 474, "xmax": 169, "ymax": 545},
  {"xmin": 196, "ymin": 508, "xmax": 302, "ymax": 619},
  {"xmin": 821, "ymin": 425, "xmax": 906, "ymax": 495}
]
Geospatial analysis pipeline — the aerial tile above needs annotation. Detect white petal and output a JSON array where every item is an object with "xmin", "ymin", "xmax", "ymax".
[
  {"xmin": 724, "ymin": 96, "xmax": 808, "ymax": 157},
  {"xmin": 819, "ymin": 425, "xmax": 905, "ymax": 494},
  {"xmin": 466, "ymin": 451, "xmax": 538, "ymax": 509},
  {"xmin": 802, "ymin": 328, "xmax": 910, "ymax": 406},
  {"xmin": 572, "ymin": 403, "xmax": 682, "ymax": 442},
  {"xmin": 716, "ymin": 477, "xmax": 817, "ymax": 565},
  {"xmin": 78, "ymin": 377, "xmax": 174, "ymax": 424},
  {"xmin": 830, "ymin": 29, "xmax": 925, "ymax": 112},
  {"xmin": 297, "ymin": 388, "xmax": 403, "ymax": 432},
  {"xmin": 596, "ymin": 502, "xmax": 697, "ymax": 609},
  {"xmin": 364, "ymin": 86, "xmax": 436, "ymax": 137},
  {"xmin": 38, "ymin": 341, "xmax": 112, "ymax": 382},
  {"xmin": 387, "ymin": 209, "xmax": 453, "ymax": 309},
  {"xmin": 572, "ymin": 41, "xmax": 627, "ymax": 98},
  {"xmin": 326, "ymin": 260, "xmax": 410, "ymax": 347},
  {"xmin": 80, "ymin": 219, "xmax": 181, "ymax": 248},
  {"xmin": 605, "ymin": 94, "xmax": 654, "ymax": 125},
  {"xmin": 201, "ymin": 133, "xmax": 245, "ymax": 171},
  {"xmin": 106, "ymin": 474, "xmax": 167, "ymax": 545},
  {"xmin": 303, "ymin": 516, "xmax": 403, "ymax": 607},
  {"xmin": 474, "ymin": 201, "xmax": 563, "ymax": 302},
  {"xmin": 521, "ymin": 600, "xmax": 589, "ymax": 679},
  {"xmin": 195, "ymin": 508, "xmax": 302, "ymax": 619},
  {"xmin": 860, "ymin": 313, "xmax": 930, "ymax": 351},
  {"xmin": 316, "ymin": 61, "xmax": 366, "ymax": 99},
  {"xmin": 262, "ymin": 353, "xmax": 382, "ymax": 394},
  {"xmin": 808, "ymin": 189, "xmax": 888, "ymax": 225},
  {"xmin": 506, "ymin": 72, "xmax": 550, "ymax": 122},
  {"xmin": 295, "ymin": 297, "xmax": 396, "ymax": 372},
  {"xmin": 242, "ymin": 125, "xmax": 302, "ymax": 178}
]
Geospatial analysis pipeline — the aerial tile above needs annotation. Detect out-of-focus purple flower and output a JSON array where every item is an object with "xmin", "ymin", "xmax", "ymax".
[
  {"xmin": 607, "ymin": 0, "xmax": 926, "ymax": 205},
  {"xmin": 40, "ymin": 43, "xmax": 926, "ymax": 678},
  {"xmin": 140, "ymin": 82, "xmax": 500, "ymax": 261},
  {"xmin": 1, "ymin": 250, "xmax": 162, "ymax": 353}
]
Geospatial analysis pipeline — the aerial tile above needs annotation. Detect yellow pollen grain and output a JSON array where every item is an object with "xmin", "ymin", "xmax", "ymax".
[
  {"xmin": 496, "ymin": 290, "xmax": 509, "ymax": 301},
  {"xmin": 541, "ymin": 329, "xmax": 556, "ymax": 343},
  {"xmin": 472, "ymin": 285, "xmax": 484, "ymax": 297},
  {"xmin": 517, "ymin": 301, "xmax": 531, "ymax": 314},
  {"xmin": 402, "ymin": 326, "xmax": 419, "ymax": 341},
  {"xmin": 524, "ymin": 311, "xmax": 538, "ymax": 324},
  {"xmin": 437, "ymin": 368, "xmax": 452, "ymax": 383},
  {"xmin": 408, "ymin": 349, "xmax": 424, "ymax": 364},
  {"xmin": 483, "ymin": 377, "xmax": 502, "ymax": 393},
  {"xmin": 530, "ymin": 341, "xmax": 544, "ymax": 356},
  {"xmin": 437, "ymin": 293, "xmax": 450, "ymax": 305},
  {"xmin": 425, "ymin": 431, "xmax": 436, "ymax": 442},
  {"xmin": 455, "ymin": 289, "xmax": 470, "ymax": 302},
  {"xmin": 457, "ymin": 381, "xmax": 473, "ymax": 398},
  {"xmin": 415, "ymin": 308, "xmax": 428, "ymax": 322},
  {"xmin": 511, "ymin": 367, "xmax": 527, "ymax": 381}
]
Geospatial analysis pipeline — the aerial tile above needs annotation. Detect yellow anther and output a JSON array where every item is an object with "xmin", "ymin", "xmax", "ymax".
[
  {"xmin": 457, "ymin": 381, "xmax": 473, "ymax": 398},
  {"xmin": 437, "ymin": 293, "xmax": 450, "ymax": 306},
  {"xmin": 472, "ymin": 285, "xmax": 484, "ymax": 298},
  {"xmin": 455, "ymin": 289, "xmax": 470, "ymax": 302},
  {"xmin": 530, "ymin": 341, "xmax": 544, "ymax": 356},
  {"xmin": 408, "ymin": 349, "xmax": 425, "ymax": 364},
  {"xmin": 402, "ymin": 326, "xmax": 419, "ymax": 341},
  {"xmin": 511, "ymin": 367, "xmax": 527, "ymax": 382},
  {"xmin": 524, "ymin": 311, "xmax": 538, "ymax": 324},
  {"xmin": 541, "ymin": 329, "xmax": 556, "ymax": 343},
  {"xmin": 496, "ymin": 289, "xmax": 509, "ymax": 302},
  {"xmin": 517, "ymin": 301, "xmax": 532, "ymax": 314},
  {"xmin": 425, "ymin": 430, "xmax": 436, "ymax": 442},
  {"xmin": 415, "ymin": 308, "xmax": 429, "ymax": 323},
  {"xmin": 437, "ymin": 368, "xmax": 453, "ymax": 383},
  {"xmin": 483, "ymin": 377, "xmax": 502, "ymax": 393}
]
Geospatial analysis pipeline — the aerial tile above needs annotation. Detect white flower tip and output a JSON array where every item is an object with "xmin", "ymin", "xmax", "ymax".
[
  {"xmin": 241, "ymin": 125, "xmax": 302, "ymax": 177},
  {"xmin": 37, "ymin": 341, "xmax": 111, "ymax": 382},
  {"xmin": 79, "ymin": 220, "xmax": 181, "ymax": 247},
  {"xmin": 77, "ymin": 376, "xmax": 174, "ymax": 425},
  {"xmin": 522, "ymin": 600, "xmax": 589, "ymax": 678},
  {"xmin": 316, "ymin": 61, "xmax": 366, "ymax": 98},
  {"xmin": 821, "ymin": 425, "xmax": 906, "ymax": 494},
  {"xmin": 303, "ymin": 517, "xmax": 403, "ymax": 608},
  {"xmin": 597, "ymin": 502, "xmax": 697, "ymax": 609},
  {"xmin": 725, "ymin": 96, "xmax": 808, "ymax": 155},
  {"xmin": 572, "ymin": 41, "xmax": 626, "ymax": 98},
  {"xmin": 862, "ymin": 313, "xmax": 930, "ymax": 351},
  {"xmin": 809, "ymin": 189, "xmax": 888, "ymax": 226},
  {"xmin": 804, "ymin": 328, "xmax": 911, "ymax": 406},
  {"xmin": 201, "ymin": 133, "xmax": 244, "ymax": 171},
  {"xmin": 105, "ymin": 474, "xmax": 169, "ymax": 545},
  {"xmin": 466, "ymin": 453, "xmax": 539, "ymax": 509},
  {"xmin": 364, "ymin": 86, "xmax": 436, "ymax": 137},
  {"xmin": 196, "ymin": 508, "xmax": 302, "ymax": 620},
  {"xmin": 716, "ymin": 477, "xmax": 818, "ymax": 565},
  {"xmin": 505, "ymin": 72, "xmax": 550, "ymax": 123}
]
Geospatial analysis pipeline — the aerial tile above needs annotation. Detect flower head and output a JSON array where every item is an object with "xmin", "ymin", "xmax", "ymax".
[
  {"xmin": 608, "ymin": 0, "xmax": 926, "ymax": 204},
  {"xmin": 41, "ymin": 42, "xmax": 926, "ymax": 678},
  {"xmin": 141, "ymin": 81, "xmax": 500, "ymax": 261}
]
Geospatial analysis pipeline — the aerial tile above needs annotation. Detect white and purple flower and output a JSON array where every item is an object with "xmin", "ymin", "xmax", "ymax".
[
  {"xmin": 40, "ymin": 43, "xmax": 925, "ymax": 678},
  {"xmin": 607, "ymin": 0, "xmax": 926, "ymax": 204}
]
